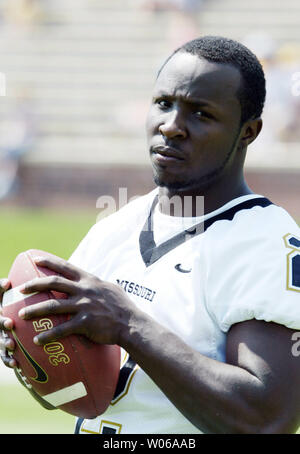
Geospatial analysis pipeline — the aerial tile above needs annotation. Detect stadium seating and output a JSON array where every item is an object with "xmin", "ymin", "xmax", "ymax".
[{"xmin": 0, "ymin": 0, "xmax": 299, "ymax": 167}]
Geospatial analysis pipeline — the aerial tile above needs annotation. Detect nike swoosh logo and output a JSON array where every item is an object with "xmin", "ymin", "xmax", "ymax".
[
  {"xmin": 175, "ymin": 264, "xmax": 192, "ymax": 273},
  {"xmin": 12, "ymin": 330, "xmax": 48, "ymax": 384}
]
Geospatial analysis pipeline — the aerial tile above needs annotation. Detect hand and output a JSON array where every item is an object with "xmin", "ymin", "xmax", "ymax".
[
  {"xmin": 18, "ymin": 255, "xmax": 135, "ymax": 347},
  {"xmin": 0, "ymin": 278, "xmax": 17, "ymax": 368}
]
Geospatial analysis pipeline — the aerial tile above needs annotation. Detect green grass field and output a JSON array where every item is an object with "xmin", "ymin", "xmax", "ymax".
[
  {"xmin": 0, "ymin": 207, "xmax": 96, "ymax": 277},
  {"xmin": 0, "ymin": 383, "xmax": 75, "ymax": 434},
  {"xmin": 0, "ymin": 207, "xmax": 95, "ymax": 434}
]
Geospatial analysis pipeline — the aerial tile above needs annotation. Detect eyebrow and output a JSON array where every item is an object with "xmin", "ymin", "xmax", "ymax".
[
  {"xmin": 184, "ymin": 97, "xmax": 215, "ymax": 107},
  {"xmin": 153, "ymin": 92, "xmax": 220, "ymax": 110}
]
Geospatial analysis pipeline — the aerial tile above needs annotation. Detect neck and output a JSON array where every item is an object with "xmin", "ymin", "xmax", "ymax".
[{"xmin": 158, "ymin": 174, "xmax": 252, "ymax": 217}]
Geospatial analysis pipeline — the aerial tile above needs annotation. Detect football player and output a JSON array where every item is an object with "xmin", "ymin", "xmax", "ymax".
[{"xmin": 1, "ymin": 36, "xmax": 300, "ymax": 434}]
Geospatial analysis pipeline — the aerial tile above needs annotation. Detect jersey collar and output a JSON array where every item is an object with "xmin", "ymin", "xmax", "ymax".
[{"xmin": 139, "ymin": 194, "xmax": 273, "ymax": 267}]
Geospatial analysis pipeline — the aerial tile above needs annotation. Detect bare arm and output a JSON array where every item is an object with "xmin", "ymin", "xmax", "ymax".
[
  {"xmin": 15, "ymin": 257, "xmax": 300, "ymax": 433},
  {"xmin": 120, "ymin": 312, "xmax": 300, "ymax": 433}
]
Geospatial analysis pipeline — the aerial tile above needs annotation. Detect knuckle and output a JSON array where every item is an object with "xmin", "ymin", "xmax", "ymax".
[
  {"xmin": 76, "ymin": 312, "xmax": 91, "ymax": 332},
  {"xmin": 78, "ymin": 312, "xmax": 89, "ymax": 324},
  {"xmin": 54, "ymin": 324, "xmax": 65, "ymax": 339},
  {"xmin": 24, "ymin": 278, "xmax": 38, "ymax": 292},
  {"xmin": 80, "ymin": 282, "xmax": 93, "ymax": 296},
  {"xmin": 81, "ymin": 276, "xmax": 101, "ymax": 295},
  {"xmin": 48, "ymin": 299, "xmax": 58, "ymax": 312},
  {"xmin": 29, "ymin": 277, "xmax": 39, "ymax": 286},
  {"xmin": 41, "ymin": 324, "xmax": 64, "ymax": 344},
  {"xmin": 49, "ymin": 276, "xmax": 60, "ymax": 286}
]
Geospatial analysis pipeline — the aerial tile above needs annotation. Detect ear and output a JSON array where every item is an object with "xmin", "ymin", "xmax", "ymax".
[{"xmin": 238, "ymin": 118, "xmax": 263, "ymax": 151}]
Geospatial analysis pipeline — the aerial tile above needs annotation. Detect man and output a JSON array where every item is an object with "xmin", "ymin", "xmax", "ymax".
[{"xmin": 1, "ymin": 36, "xmax": 300, "ymax": 434}]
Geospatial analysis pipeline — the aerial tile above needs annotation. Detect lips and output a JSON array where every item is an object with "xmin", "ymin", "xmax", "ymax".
[{"xmin": 151, "ymin": 145, "xmax": 185, "ymax": 162}]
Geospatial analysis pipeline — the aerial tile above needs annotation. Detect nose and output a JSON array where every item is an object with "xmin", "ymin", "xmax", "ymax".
[{"xmin": 158, "ymin": 110, "xmax": 187, "ymax": 139}]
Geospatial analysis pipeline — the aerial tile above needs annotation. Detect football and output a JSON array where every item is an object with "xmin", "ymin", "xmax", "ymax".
[{"xmin": 2, "ymin": 249, "xmax": 121, "ymax": 419}]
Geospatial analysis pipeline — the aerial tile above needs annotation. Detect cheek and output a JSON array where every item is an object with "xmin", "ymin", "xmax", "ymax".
[
  {"xmin": 189, "ymin": 128, "xmax": 215, "ymax": 157},
  {"xmin": 193, "ymin": 123, "xmax": 236, "ymax": 150},
  {"xmin": 190, "ymin": 129, "xmax": 233, "ymax": 165}
]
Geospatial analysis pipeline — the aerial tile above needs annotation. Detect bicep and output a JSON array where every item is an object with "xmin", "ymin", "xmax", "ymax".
[{"xmin": 226, "ymin": 319, "xmax": 300, "ymax": 433}]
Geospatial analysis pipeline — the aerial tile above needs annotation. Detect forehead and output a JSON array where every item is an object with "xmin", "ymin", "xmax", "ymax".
[{"xmin": 154, "ymin": 52, "xmax": 242, "ymax": 110}]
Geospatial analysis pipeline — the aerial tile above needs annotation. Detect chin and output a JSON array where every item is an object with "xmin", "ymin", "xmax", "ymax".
[
  {"xmin": 153, "ymin": 173, "xmax": 186, "ymax": 190},
  {"xmin": 153, "ymin": 172, "xmax": 218, "ymax": 194},
  {"xmin": 154, "ymin": 178, "xmax": 183, "ymax": 191}
]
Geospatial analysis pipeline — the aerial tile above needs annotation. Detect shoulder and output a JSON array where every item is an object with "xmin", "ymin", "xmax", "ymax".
[
  {"xmin": 205, "ymin": 199, "xmax": 300, "ymax": 257},
  {"xmin": 203, "ymin": 198, "xmax": 300, "ymax": 332}
]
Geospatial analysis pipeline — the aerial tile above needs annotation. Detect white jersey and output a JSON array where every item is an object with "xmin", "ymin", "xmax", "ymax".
[{"xmin": 69, "ymin": 189, "xmax": 300, "ymax": 434}]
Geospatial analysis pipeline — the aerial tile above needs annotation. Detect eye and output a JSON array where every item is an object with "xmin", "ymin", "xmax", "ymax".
[
  {"xmin": 194, "ymin": 110, "xmax": 213, "ymax": 120},
  {"xmin": 155, "ymin": 98, "xmax": 172, "ymax": 109}
]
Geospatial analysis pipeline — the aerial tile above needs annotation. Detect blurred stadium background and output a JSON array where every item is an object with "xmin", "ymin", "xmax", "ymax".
[{"xmin": 0, "ymin": 0, "xmax": 299, "ymax": 434}]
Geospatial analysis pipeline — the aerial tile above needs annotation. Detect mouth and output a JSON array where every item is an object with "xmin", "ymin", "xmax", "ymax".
[{"xmin": 151, "ymin": 145, "xmax": 185, "ymax": 163}]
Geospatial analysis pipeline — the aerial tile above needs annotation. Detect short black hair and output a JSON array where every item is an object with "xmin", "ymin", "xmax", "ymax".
[{"xmin": 158, "ymin": 36, "xmax": 266, "ymax": 125}]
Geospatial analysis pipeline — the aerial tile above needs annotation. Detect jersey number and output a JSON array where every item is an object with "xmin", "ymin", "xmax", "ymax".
[{"xmin": 284, "ymin": 234, "xmax": 300, "ymax": 292}]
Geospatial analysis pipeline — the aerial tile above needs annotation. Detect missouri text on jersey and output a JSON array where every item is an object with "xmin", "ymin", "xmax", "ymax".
[{"xmin": 116, "ymin": 279, "xmax": 156, "ymax": 303}]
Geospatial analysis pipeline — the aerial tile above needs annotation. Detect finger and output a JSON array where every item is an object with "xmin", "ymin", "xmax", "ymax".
[
  {"xmin": 20, "ymin": 275, "xmax": 78, "ymax": 296},
  {"xmin": 0, "ymin": 314, "xmax": 14, "ymax": 331},
  {"xmin": 0, "ymin": 279, "xmax": 11, "ymax": 304},
  {"xmin": 33, "ymin": 317, "xmax": 79, "ymax": 346},
  {"xmin": 18, "ymin": 298, "xmax": 75, "ymax": 320},
  {"xmin": 0, "ymin": 335, "xmax": 15, "ymax": 352},
  {"xmin": 33, "ymin": 256, "xmax": 81, "ymax": 281},
  {"xmin": 0, "ymin": 336, "xmax": 16, "ymax": 368},
  {"xmin": 1, "ymin": 354, "xmax": 17, "ymax": 368},
  {"xmin": 0, "ymin": 279, "xmax": 11, "ymax": 292}
]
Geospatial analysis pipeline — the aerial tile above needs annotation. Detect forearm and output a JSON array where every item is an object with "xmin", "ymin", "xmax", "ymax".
[
  {"xmin": 16, "ymin": 263, "xmax": 295, "ymax": 433},
  {"xmin": 120, "ymin": 309, "xmax": 270, "ymax": 434}
]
